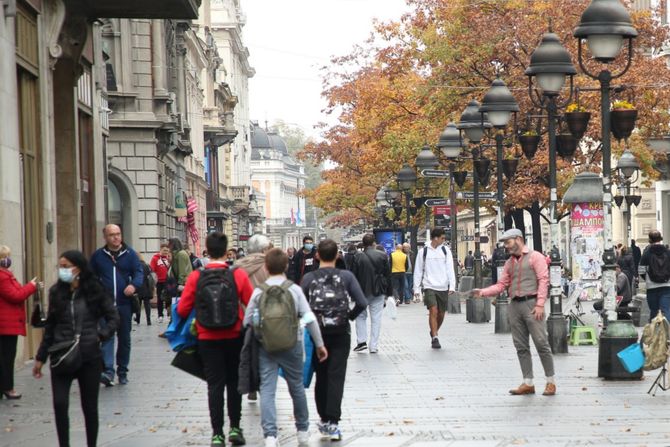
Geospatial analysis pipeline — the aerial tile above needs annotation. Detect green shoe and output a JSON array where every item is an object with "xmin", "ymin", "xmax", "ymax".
[
  {"xmin": 211, "ymin": 434, "xmax": 225, "ymax": 446},
  {"xmin": 229, "ymin": 427, "xmax": 246, "ymax": 446}
]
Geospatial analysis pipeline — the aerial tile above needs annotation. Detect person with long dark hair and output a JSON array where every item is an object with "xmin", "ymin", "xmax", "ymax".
[{"xmin": 33, "ymin": 250, "xmax": 119, "ymax": 447}]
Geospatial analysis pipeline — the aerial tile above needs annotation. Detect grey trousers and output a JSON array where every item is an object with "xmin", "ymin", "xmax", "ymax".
[
  {"xmin": 508, "ymin": 298, "xmax": 555, "ymax": 379},
  {"xmin": 355, "ymin": 294, "xmax": 385, "ymax": 350}
]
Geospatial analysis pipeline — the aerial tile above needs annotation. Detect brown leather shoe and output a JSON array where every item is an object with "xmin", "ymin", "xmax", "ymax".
[
  {"xmin": 542, "ymin": 383, "xmax": 556, "ymax": 396},
  {"xmin": 509, "ymin": 383, "xmax": 535, "ymax": 395}
]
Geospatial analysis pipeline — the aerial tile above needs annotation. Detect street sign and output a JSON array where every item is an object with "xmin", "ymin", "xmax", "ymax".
[
  {"xmin": 432, "ymin": 206, "xmax": 451, "ymax": 216},
  {"xmin": 461, "ymin": 235, "xmax": 475, "ymax": 241},
  {"xmin": 421, "ymin": 169, "xmax": 450, "ymax": 178},
  {"xmin": 479, "ymin": 236, "xmax": 490, "ymax": 244},
  {"xmin": 239, "ymin": 234, "xmax": 250, "ymax": 241},
  {"xmin": 457, "ymin": 192, "xmax": 497, "ymax": 200},
  {"xmin": 425, "ymin": 198, "xmax": 450, "ymax": 207}
]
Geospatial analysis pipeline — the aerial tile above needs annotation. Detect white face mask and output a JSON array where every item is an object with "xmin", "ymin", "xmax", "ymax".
[{"xmin": 58, "ymin": 267, "xmax": 76, "ymax": 283}]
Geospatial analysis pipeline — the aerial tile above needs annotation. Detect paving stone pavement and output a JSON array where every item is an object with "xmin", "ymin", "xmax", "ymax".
[{"xmin": 2, "ymin": 300, "xmax": 670, "ymax": 447}]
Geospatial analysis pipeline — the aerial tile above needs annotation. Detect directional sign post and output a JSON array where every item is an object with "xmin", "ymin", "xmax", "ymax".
[
  {"xmin": 421, "ymin": 169, "xmax": 451, "ymax": 178},
  {"xmin": 424, "ymin": 198, "xmax": 450, "ymax": 207},
  {"xmin": 458, "ymin": 192, "xmax": 497, "ymax": 200}
]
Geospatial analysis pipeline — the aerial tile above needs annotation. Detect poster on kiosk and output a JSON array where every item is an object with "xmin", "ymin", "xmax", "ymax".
[{"xmin": 373, "ymin": 229, "xmax": 405, "ymax": 256}]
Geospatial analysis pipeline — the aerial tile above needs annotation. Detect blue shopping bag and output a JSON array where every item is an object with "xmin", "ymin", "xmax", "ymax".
[
  {"xmin": 617, "ymin": 342, "xmax": 645, "ymax": 373},
  {"xmin": 279, "ymin": 328, "xmax": 315, "ymax": 388},
  {"xmin": 164, "ymin": 302, "xmax": 197, "ymax": 352}
]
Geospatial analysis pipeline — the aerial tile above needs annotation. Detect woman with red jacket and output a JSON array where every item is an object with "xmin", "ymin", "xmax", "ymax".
[
  {"xmin": 177, "ymin": 232, "xmax": 253, "ymax": 447},
  {"xmin": 150, "ymin": 243, "xmax": 171, "ymax": 322},
  {"xmin": 0, "ymin": 245, "xmax": 40, "ymax": 399}
]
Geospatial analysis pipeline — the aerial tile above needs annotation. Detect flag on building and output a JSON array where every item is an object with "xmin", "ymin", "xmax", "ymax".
[
  {"xmin": 296, "ymin": 209, "xmax": 302, "ymax": 226},
  {"xmin": 290, "ymin": 208, "xmax": 296, "ymax": 225}
]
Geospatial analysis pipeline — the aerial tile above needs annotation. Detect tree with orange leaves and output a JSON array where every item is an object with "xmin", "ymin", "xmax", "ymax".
[{"xmin": 300, "ymin": 0, "xmax": 670, "ymax": 248}]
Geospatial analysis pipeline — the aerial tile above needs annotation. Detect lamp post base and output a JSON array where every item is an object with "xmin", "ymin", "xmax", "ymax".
[
  {"xmin": 494, "ymin": 295, "xmax": 510, "ymax": 333},
  {"xmin": 547, "ymin": 312, "xmax": 568, "ymax": 354},
  {"xmin": 466, "ymin": 297, "xmax": 491, "ymax": 323},
  {"xmin": 597, "ymin": 320, "xmax": 643, "ymax": 380}
]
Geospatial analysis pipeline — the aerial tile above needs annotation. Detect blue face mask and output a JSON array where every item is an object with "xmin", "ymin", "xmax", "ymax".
[
  {"xmin": 58, "ymin": 267, "xmax": 76, "ymax": 283},
  {"xmin": 304, "ymin": 243, "xmax": 314, "ymax": 251},
  {"xmin": 0, "ymin": 257, "xmax": 11, "ymax": 269}
]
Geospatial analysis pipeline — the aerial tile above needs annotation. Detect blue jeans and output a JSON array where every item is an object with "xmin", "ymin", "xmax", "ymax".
[
  {"xmin": 647, "ymin": 286, "xmax": 670, "ymax": 320},
  {"xmin": 101, "ymin": 304, "xmax": 132, "ymax": 378},
  {"xmin": 258, "ymin": 341, "xmax": 309, "ymax": 438},
  {"xmin": 404, "ymin": 273, "xmax": 413, "ymax": 301}
]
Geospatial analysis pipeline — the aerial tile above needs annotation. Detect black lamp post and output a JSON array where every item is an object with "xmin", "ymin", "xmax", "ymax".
[
  {"xmin": 480, "ymin": 77, "xmax": 520, "ymax": 334},
  {"xmin": 614, "ymin": 149, "xmax": 641, "ymax": 246},
  {"xmin": 526, "ymin": 31, "xmax": 577, "ymax": 354},
  {"xmin": 397, "ymin": 163, "xmax": 419, "ymax": 255},
  {"xmin": 574, "ymin": 0, "xmax": 637, "ymax": 322},
  {"xmin": 437, "ymin": 122, "xmax": 464, "ymax": 283},
  {"xmin": 415, "ymin": 145, "xmax": 440, "ymax": 244},
  {"xmin": 457, "ymin": 100, "xmax": 492, "ymax": 289}
]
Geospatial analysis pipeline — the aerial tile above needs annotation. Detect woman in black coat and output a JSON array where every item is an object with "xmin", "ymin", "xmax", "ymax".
[
  {"xmin": 33, "ymin": 250, "xmax": 119, "ymax": 447},
  {"xmin": 617, "ymin": 246, "xmax": 637, "ymax": 289}
]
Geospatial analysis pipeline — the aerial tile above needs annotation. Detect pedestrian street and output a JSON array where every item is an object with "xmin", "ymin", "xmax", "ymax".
[{"xmin": 2, "ymin": 298, "xmax": 669, "ymax": 447}]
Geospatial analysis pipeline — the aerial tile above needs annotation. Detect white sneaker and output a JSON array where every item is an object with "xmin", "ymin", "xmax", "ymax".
[
  {"xmin": 297, "ymin": 430, "xmax": 310, "ymax": 444},
  {"xmin": 158, "ymin": 316, "xmax": 164, "ymax": 323},
  {"xmin": 264, "ymin": 436, "xmax": 278, "ymax": 447}
]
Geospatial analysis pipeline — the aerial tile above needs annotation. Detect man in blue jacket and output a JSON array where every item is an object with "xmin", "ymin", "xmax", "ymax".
[{"xmin": 90, "ymin": 224, "xmax": 143, "ymax": 386}]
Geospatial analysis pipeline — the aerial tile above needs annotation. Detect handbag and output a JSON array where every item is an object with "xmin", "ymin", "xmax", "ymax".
[
  {"xmin": 48, "ymin": 293, "xmax": 83, "ymax": 375},
  {"xmin": 130, "ymin": 293, "xmax": 141, "ymax": 314},
  {"xmin": 171, "ymin": 347, "xmax": 205, "ymax": 380},
  {"xmin": 30, "ymin": 289, "xmax": 47, "ymax": 328}
]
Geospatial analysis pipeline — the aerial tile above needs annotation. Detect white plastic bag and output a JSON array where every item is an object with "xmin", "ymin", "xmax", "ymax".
[{"xmin": 384, "ymin": 297, "xmax": 397, "ymax": 320}]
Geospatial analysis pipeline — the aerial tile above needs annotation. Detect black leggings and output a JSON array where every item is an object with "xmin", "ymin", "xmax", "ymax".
[
  {"xmin": 51, "ymin": 359, "xmax": 103, "ymax": 447},
  {"xmin": 0, "ymin": 335, "xmax": 18, "ymax": 392},
  {"xmin": 199, "ymin": 337, "xmax": 243, "ymax": 436},
  {"xmin": 156, "ymin": 283, "xmax": 170, "ymax": 318},
  {"xmin": 134, "ymin": 297, "xmax": 152, "ymax": 323}
]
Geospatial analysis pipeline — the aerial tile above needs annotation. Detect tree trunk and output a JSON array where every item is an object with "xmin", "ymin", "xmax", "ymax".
[
  {"xmin": 530, "ymin": 201, "xmax": 543, "ymax": 254},
  {"xmin": 512, "ymin": 208, "xmax": 525, "ymax": 238}
]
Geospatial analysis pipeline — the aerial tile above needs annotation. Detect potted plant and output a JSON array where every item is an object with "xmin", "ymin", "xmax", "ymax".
[
  {"xmin": 556, "ymin": 133, "xmax": 577, "ymax": 158},
  {"xmin": 610, "ymin": 100, "xmax": 638, "ymax": 140},
  {"xmin": 564, "ymin": 103, "xmax": 591, "ymax": 140},
  {"xmin": 519, "ymin": 130, "xmax": 540, "ymax": 160},
  {"xmin": 474, "ymin": 157, "xmax": 491, "ymax": 181},
  {"xmin": 501, "ymin": 152, "xmax": 519, "ymax": 180},
  {"xmin": 453, "ymin": 171, "xmax": 468, "ymax": 188}
]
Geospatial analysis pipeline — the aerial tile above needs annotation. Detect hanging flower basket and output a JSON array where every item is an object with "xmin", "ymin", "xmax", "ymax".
[
  {"xmin": 479, "ymin": 172, "xmax": 490, "ymax": 188},
  {"xmin": 625, "ymin": 195, "xmax": 642, "ymax": 208},
  {"xmin": 613, "ymin": 195, "xmax": 625, "ymax": 207},
  {"xmin": 474, "ymin": 158, "xmax": 491, "ymax": 181},
  {"xmin": 556, "ymin": 134, "xmax": 577, "ymax": 159},
  {"xmin": 453, "ymin": 171, "xmax": 468, "ymax": 188},
  {"xmin": 611, "ymin": 109, "xmax": 638, "ymax": 140},
  {"xmin": 501, "ymin": 158, "xmax": 519, "ymax": 180},
  {"xmin": 565, "ymin": 111, "xmax": 591, "ymax": 140},
  {"xmin": 519, "ymin": 135, "xmax": 541, "ymax": 160}
]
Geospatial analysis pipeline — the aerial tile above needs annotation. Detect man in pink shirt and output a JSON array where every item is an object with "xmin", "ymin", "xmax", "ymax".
[{"xmin": 472, "ymin": 228, "xmax": 556, "ymax": 396}]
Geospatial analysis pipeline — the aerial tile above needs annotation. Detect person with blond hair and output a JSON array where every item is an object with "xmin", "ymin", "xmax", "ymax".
[{"xmin": 0, "ymin": 244, "xmax": 41, "ymax": 399}]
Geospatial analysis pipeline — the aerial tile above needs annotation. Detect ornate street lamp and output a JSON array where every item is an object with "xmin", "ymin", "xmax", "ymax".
[
  {"xmin": 480, "ymin": 77, "xmax": 520, "ymax": 334},
  {"xmin": 526, "ymin": 31, "xmax": 577, "ymax": 354},
  {"xmin": 396, "ymin": 164, "xmax": 419, "ymax": 255},
  {"xmin": 415, "ymin": 145, "xmax": 440, "ymax": 243},
  {"xmin": 574, "ymin": 0, "xmax": 637, "ymax": 332},
  {"xmin": 614, "ymin": 149, "xmax": 641, "ymax": 246},
  {"xmin": 437, "ymin": 122, "xmax": 464, "ymax": 283},
  {"xmin": 457, "ymin": 101, "xmax": 492, "ymax": 289}
]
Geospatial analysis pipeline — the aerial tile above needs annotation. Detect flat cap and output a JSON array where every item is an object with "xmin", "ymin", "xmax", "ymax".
[{"xmin": 500, "ymin": 228, "xmax": 523, "ymax": 242}]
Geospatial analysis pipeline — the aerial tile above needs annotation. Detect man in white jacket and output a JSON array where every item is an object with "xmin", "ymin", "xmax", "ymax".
[{"xmin": 413, "ymin": 228, "xmax": 456, "ymax": 349}]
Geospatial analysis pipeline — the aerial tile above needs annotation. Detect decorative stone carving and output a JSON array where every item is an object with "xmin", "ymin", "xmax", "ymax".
[{"xmin": 44, "ymin": 0, "xmax": 66, "ymax": 69}]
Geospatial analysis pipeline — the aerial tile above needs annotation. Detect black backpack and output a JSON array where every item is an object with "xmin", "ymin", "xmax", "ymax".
[
  {"xmin": 647, "ymin": 249, "xmax": 670, "ymax": 283},
  {"xmin": 195, "ymin": 268, "xmax": 239, "ymax": 329},
  {"xmin": 308, "ymin": 270, "xmax": 350, "ymax": 330}
]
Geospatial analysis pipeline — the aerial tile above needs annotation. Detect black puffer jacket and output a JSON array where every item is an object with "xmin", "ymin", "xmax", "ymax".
[{"xmin": 36, "ymin": 282, "xmax": 119, "ymax": 363}]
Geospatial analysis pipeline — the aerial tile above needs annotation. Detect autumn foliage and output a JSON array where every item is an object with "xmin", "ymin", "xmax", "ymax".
[{"xmin": 300, "ymin": 0, "xmax": 670, "ymax": 227}]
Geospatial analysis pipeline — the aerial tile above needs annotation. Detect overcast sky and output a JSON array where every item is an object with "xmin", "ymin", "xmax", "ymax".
[{"xmin": 243, "ymin": 0, "xmax": 409, "ymax": 138}]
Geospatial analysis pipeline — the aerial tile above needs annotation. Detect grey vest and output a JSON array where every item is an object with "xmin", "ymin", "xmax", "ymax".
[{"xmin": 506, "ymin": 251, "xmax": 540, "ymax": 298}]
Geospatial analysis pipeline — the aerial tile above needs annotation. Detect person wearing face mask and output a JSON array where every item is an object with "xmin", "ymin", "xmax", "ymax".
[
  {"xmin": 0, "ymin": 245, "xmax": 41, "ymax": 399},
  {"xmin": 288, "ymin": 236, "xmax": 319, "ymax": 284},
  {"xmin": 471, "ymin": 229, "xmax": 555, "ymax": 396},
  {"xmin": 33, "ymin": 250, "xmax": 119, "ymax": 447},
  {"xmin": 226, "ymin": 249, "xmax": 238, "ymax": 266}
]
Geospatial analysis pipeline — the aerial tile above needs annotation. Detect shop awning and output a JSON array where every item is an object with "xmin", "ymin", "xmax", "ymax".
[{"xmin": 69, "ymin": 0, "xmax": 201, "ymax": 19}]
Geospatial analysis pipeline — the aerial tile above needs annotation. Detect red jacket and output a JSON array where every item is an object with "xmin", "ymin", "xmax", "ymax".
[
  {"xmin": 0, "ymin": 268, "xmax": 37, "ymax": 336},
  {"xmin": 177, "ymin": 262, "xmax": 253, "ymax": 340},
  {"xmin": 150, "ymin": 253, "xmax": 170, "ymax": 283}
]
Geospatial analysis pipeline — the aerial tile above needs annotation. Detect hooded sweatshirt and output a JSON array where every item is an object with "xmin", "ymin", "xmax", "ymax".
[{"xmin": 235, "ymin": 252, "xmax": 268, "ymax": 288}]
